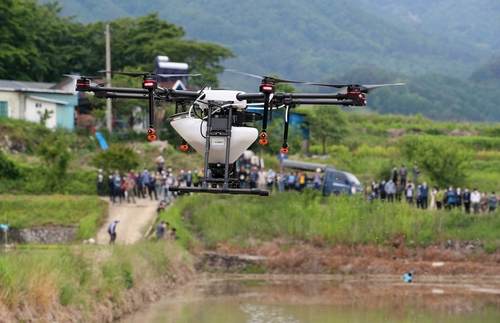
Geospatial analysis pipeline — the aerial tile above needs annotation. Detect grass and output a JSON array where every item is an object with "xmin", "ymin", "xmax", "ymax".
[
  {"xmin": 172, "ymin": 191, "xmax": 500, "ymax": 251},
  {"xmin": 0, "ymin": 242, "xmax": 192, "ymax": 321},
  {"xmin": 0, "ymin": 195, "xmax": 108, "ymax": 239}
]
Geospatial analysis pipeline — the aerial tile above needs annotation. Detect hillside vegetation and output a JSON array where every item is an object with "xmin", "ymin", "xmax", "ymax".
[
  {"xmin": 43, "ymin": 0, "xmax": 491, "ymax": 88},
  {"xmin": 313, "ymin": 63, "xmax": 500, "ymax": 121}
]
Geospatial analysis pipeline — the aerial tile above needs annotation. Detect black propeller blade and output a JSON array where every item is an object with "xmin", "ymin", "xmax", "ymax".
[
  {"xmin": 306, "ymin": 82, "xmax": 405, "ymax": 93},
  {"xmin": 226, "ymin": 69, "xmax": 306, "ymax": 84},
  {"xmin": 63, "ymin": 74, "xmax": 102, "ymax": 79},
  {"xmin": 97, "ymin": 70, "xmax": 201, "ymax": 78}
]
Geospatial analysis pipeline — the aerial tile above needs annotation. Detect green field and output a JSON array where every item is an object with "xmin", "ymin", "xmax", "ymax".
[
  {"xmin": 0, "ymin": 195, "xmax": 108, "ymax": 239},
  {"xmin": 171, "ymin": 192, "xmax": 500, "ymax": 253}
]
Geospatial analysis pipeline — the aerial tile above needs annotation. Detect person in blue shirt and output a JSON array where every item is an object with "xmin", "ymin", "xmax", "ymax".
[
  {"xmin": 108, "ymin": 219, "xmax": 120, "ymax": 244},
  {"xmin": 446, "ymin": 186, "xmax": 456, "ymax": 209},
  {"xmin": 488, "ymin": 192, "xmax": 498, "ymax": 213},
  {"xmin": 420, "ymin": 181, "xmax": 429, "ymax": 209}
]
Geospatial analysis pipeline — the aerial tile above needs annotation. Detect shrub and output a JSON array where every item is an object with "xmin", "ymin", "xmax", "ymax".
[{"xmin": 91, "ymin": 144, "xmax": 140, "ymax": 174}]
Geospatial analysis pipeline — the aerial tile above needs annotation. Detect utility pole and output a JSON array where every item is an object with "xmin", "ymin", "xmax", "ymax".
[{"xmin": 105, "ymin": 24, "xmax": 112, "ymax": 132}]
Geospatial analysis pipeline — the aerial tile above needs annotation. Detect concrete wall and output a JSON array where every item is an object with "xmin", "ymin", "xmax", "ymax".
[
  {"xmin": 25, "ymin": 97, "xmax": 57, "ymax": 128},
  {"xmin": 0, "ymin": 90, "xmax": 21, "ymax": 118},
  {"xmin": 1, "ymin": 227, "xmax": 77, "ymax": 244}
]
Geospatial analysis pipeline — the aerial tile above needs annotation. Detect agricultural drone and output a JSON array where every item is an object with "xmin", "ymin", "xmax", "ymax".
[{"xmin": 75, "ymin": 70, "xmax": 403, "ymax": 196}]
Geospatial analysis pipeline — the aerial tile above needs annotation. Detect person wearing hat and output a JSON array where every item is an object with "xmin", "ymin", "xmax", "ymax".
[
  {"xmin": 108, "ymin": 219, "xmax": 120, "ymax": 244},
  {"xmin": 313, "ymin": 168, "xmax": 322, "ymax": 190}
]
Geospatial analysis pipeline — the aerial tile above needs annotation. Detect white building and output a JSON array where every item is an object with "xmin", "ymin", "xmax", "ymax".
[{"xmin": 0, "ymin": 79, "xmax": 78, "ymax": 130}]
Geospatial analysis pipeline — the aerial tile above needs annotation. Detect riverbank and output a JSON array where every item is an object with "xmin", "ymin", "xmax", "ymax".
[{"xmin": 0, "ymin": 242, "xmax": 195, "ymax": 323}]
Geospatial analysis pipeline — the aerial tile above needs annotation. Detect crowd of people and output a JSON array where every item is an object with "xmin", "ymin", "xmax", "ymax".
[{"xmin": 367, "ymin": 163, "xmax": 499, "ymax": 214}]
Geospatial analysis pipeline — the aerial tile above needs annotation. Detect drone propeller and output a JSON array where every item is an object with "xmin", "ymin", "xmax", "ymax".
[
  {"xmin": 226, "ymin": 69, "xmax": 305, "ymax": 84},
  {"xmin": 63, "ymin": 74, "xmax": 102, "ymax": 79},
  {"xmin": 306, "ymin": 82, "xmax": 405, "ymax": 93},
  {"xmin": 97, "ymin": 70, "xmax": 201, "ymax": 78}
]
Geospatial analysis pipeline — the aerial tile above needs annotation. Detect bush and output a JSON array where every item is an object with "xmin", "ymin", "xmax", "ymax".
[
  {"xmin": 398, "ymin": 135, "xmax": 473, "ymax": 187},
  {"xmin": 91, "ymin": 144, "xmax": 140, "ymax": 175}
]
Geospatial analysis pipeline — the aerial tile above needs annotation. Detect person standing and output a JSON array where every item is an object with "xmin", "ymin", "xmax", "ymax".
[
  {"xmin": 380, "ymin": 180, "xmax": 387, "ymax": 201},
  {"xmin": 192, "ymin": 170, "xmax": 200, "ymax": 187},
  {"xmin": 142, "ymin": 168, "xmax": 151, "ymax": 195},
  {"xmin": 126, "ymin": 175, "xmax": 136, "ymax": 204},
  {"xmin": 395, "ymin": 180, "xmax": 403, "ymax": 203},
  {"xmin": 412, "ymin": 163, "xmax": 420, "ymax": 185},
  {"xmin": 384, "ymin": 180, "xmax": 395, "ymax": 203},
  {"xmin": 471, "ymin": 188, "xmax": 481, "ymax": 214},
  {"xmin": 257, "ymin": 168, "xmax": 267, "ymax": 190},
  {"xmin": 155, "ymin": 154, "xmax": 165, "ymax": 173},
  {"xmin": 313, "ymin": 168, "xmax": 322, "ymax": 191},
  {"xmin": 278, "ymin": 170, "xmax": 287, "ymax": 193},
  {"xmin": 400, "ymin": 165, "xmax": 408, "ymax": 188},
  {"xmin": 186, "ymin": 170, "xmax": 193, "ymax": 187},
  {"xmin": 148, "ymin": 174, "xmax": 158, "ymax": 200},
  {"xmin": 488, "ymin": 192, "xmax": 498, "ymax": 213},
  {"xmin": 455, "ymin": 187, "xmax": 462, "ymax": 210},
  {"xmin": 96, "ymin": 169, "xmax": 104, "ymax": 196},
  {"xmin": 420, "ymin": 181, "xmax": 429, "ymax": 209},
  {"xmin": 249, "ymin": 166, "xmax": 258, "ymax": 189},
  {"xmin": 135, "ymin": 171, "xmax": 145, "ymax": 198},
  {"xmin": 429, "ymin": 187, "xmax": 437, "ymax": 210},
  {"xmin": 405, "ymin": 183, "xmax": 414, "ymax": 206},
  {"xmin": 446, "ymin": 186, "xmax": 456, "ymax": 210},
  {"xmin": 462, "ymin": 187, "xmax": 471, "ymax": 214},
  {"xmin": 155, "ymin": 171, "xmax": 163, "ymax": 198},
  {"xmin": 238, "ymin": 166, "xmax": 248, "ymax": 189},
  {"xmin": 480, "ymin": 192, "xmax": 488, "ymax": 213},
  {"xmin": 391, "ymin": 165, "xmax": 398, "ymax": 183},
  {"xmin": 267, "ymin": 168, "xmax": 276, "ymax": 193},
  {"xmin": 286, "ymin": 171, "xmax": 295, "ymax": 191},
  {"xmin": 435, "ymin": 187, "xmax": 444, "ymax": 210},
  {"xmin": 113, "ymin": 170, "xmax": 122, "ymax": 204},
  {"xmin": 107, "ymin": 174, "xmax": 114, "ymax": 202},
  {"xmin": 108, "ymin": 219, "xmax": 120, "ymax": 244}
]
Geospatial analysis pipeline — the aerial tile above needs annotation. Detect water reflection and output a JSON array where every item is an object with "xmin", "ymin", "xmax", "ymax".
[{"xmin": 121, "ymin": 277, "xmax": 500, "ymax": 323}]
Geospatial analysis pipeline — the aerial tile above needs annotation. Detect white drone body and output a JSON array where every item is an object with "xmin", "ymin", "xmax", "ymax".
[
  {"xmin": 169, "ymin": 88, "xmax": 258, "ymax": 164},
  {"xmin": 196, "ymin": 89, "xmax": 248, "ymax": 111}
]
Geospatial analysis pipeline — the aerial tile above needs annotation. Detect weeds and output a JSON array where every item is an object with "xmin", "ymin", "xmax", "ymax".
[{"xmin": 174, "ymin": 193, "xmax": 500, "ymax": 251}]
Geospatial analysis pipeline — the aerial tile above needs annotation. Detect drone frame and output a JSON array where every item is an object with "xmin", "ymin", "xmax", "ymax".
[{"xmin": 75, "ymin": 72, "xmax": 403, "ymax": 197}]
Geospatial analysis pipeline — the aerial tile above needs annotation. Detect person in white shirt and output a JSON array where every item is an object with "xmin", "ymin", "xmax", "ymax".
[
  {"xmin": 257, "ymin": 168, "xmax": 267, "ymax": 189},
  {"xmin": 470, "ymin": 188, "xmax": 481, "ymax": 214}
]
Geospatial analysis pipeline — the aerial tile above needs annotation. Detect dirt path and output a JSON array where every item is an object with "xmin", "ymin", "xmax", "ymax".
[{"xmin": 96, "ymin": 197, "xmax": 160, "ymax": 245}]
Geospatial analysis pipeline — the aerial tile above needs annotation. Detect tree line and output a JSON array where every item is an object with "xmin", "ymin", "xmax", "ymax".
[{"xmin": 0, "ymin": 0, "xmax": 234, "ymax": 86}]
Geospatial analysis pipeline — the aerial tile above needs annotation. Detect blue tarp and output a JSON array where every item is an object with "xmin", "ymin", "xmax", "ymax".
[{"xmin": 95, "ymin": 132, "xmax": 108, "ymax": 150}]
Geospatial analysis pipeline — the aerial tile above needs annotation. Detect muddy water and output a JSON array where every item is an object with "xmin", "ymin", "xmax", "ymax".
[{"xmin": 121, "ymin": 276, "xmax": 500, "ymax": 323}]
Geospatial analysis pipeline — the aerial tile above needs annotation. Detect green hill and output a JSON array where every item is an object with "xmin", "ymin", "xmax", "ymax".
[
  {"xmin": 315, "ymin": 65, "xmax": 499, "ymax": 121},
  {"xmin": 42, "ymin": 0, "xmax": 491, "ymax": 90},
  {"xmin": 353, "ymin": 0, "xmax": 500, "ymax": 52}
]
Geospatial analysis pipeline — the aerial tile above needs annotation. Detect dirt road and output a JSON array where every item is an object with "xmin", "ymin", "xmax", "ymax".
[{"xmin": 96, "ymin": 197, "xmax": 160, "ymax": 245}]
